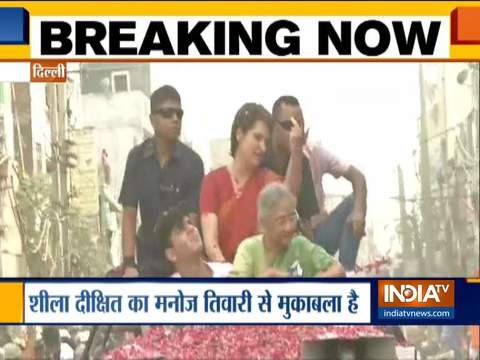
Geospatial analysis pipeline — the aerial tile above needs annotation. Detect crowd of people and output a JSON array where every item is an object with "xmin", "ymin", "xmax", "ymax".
[{"xmin": 117, "ymin": 84, "xmax": 367, "ymax": 279}]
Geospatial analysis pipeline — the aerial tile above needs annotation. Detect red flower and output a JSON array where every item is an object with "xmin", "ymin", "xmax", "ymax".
[{"xmin": 105, "ymin": 325, "xmax": 386, "ymax": 360}]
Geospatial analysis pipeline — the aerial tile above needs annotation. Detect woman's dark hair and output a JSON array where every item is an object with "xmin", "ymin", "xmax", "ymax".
[{"xmin": 230, "ymin": 103, "xmax": 273, "ymax": 156}]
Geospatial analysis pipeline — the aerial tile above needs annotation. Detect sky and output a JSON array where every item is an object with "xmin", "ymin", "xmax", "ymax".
[{"xmin": 150, "ymin": 62, "xmax": 422, "ymax": 256}]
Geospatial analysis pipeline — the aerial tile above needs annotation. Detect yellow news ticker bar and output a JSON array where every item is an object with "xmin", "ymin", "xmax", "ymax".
[
  {"xmin": 0, "ymin": 1, "xmax": 479, "ymax": 60},
  {"xmin": 0, "ymin": 282, "xmax": 24, "ymax": 323},
  {"xmin": 467, "ymin": 278, "xmax": 480, "ymax": 283},
  {"xmin": 0, "ymin": 1, "xmax": 478, "ymax": 16}
]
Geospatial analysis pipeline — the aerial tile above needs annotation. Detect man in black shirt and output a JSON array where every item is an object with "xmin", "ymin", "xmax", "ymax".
[
  {"xmin": 264, "ymin": 95, "xmax": 319, "ymax": 239},
  {"xmin": 119, "ymin": 85, "xmax": 204, "ymax": 277}
]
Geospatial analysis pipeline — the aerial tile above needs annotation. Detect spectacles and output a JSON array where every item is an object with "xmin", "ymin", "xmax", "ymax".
[{"xmin": 153, "ymin": 107, "xmax": 184, "ymax": 119}]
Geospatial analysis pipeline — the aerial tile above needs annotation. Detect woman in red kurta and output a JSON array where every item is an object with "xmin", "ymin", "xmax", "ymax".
[{"xmin": 200, "ymin": 103, "xmax": 282, "ymax": 262}]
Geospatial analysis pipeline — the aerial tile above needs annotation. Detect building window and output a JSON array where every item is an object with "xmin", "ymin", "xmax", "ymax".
[{"xmin": 111, "ymin": 71, "xmax": 130, "ymax": 92}]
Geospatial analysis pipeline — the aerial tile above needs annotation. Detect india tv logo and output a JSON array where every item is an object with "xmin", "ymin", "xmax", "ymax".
[{"xmin": 378, "ymin": 280, "xmax": 455, "ymax": 320}]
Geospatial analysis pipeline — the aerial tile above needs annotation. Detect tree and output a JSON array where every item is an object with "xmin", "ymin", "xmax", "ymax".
[{"xmin": 15, "ymin": 174, "xmax": 106, "ymax": 277}]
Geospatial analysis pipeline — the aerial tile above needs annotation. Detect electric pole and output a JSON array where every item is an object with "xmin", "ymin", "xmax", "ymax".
[
  {"xmin": 397, "ymin": 165, "xmax": 413, "ymax": 275},
  {"xmin": 439, "ymin": 140, "xmax": 455, "ymax": 275},
  {"xmin": 47, "ymin": 83, "xmax": 70, "ymax": 277},
  {"xmin": 418, "ymin": 65, "xmax": 436, "ymax": 276}
]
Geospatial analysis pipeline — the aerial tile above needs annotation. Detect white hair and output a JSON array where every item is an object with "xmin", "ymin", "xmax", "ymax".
[{"xmin": 257, "ymin": 183, "xmax": 296, "ymax": 223}]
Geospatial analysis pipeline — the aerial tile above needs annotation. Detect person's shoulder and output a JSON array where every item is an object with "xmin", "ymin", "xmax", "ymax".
[
  {"xmin": 261, "ymin": 167, "xmax": 283, "ymax": 183},
  {"xmin": 201, "ymin": 167, "xmax": 229, "ymax": 193},
  {"xmin": 177, "ymin": 142, "xmax": 203, "ymax": 164},
  {"xmin": 307, "ymin": 140, "xmax": 325, "ymax": 153},
  {"xmin": 307, "ymin": 140, "xmax": 342, "ymax": 165},
  {"xmin": 291, "ymin": 234, "xmax": 312, "ymax": 247},
  {"xmin": 239, "ymin": 234, "xmax": 263, "ymax": 250},
  {"xmin": 205, "ymin": 166, "xmax": 229, "ymax": 180},
  {"xmin": 124, "ymin": 139, "xmax": 153, "ymax": 170},
  {"xmin": 177, "ymin": 141, "xmax": 200, "ymax": 159},
  {"xmin": 127, "ymin": 138, "xmax": 151, "ymax": 159}
]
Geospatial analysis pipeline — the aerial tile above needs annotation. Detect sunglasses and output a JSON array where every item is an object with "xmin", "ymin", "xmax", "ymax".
[
  {"xmin": 153, "ymin": 107, "xmax": 184, "ymax": 119},
  {"xmin": 278, "ymin": 120, "xmax": 294, "ymax": 132}
]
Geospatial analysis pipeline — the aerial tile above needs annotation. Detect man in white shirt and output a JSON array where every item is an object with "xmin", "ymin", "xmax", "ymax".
[
  {"xmin": 155, "ymin": 204, "xmax": 232, "ymax": 277},
  {"xmin": 272, "ymin": 96, "xmax": 367, "ymax": 271},
  {"xmin": 305, "ymin": 137, "xmax": 367, "ymax": 271}
]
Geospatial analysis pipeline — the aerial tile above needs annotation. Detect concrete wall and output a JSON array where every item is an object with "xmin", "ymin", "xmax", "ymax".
[
  {"xmin": 0, "ymin": 83, "xmax": 27, "ymax": 277},
  {"xmin": 29, "ymin": 84, "xmax": 51, "ymax": 175},
  {"xmin": 80, "ymin": 91, "xmax": 151, "ymax": 198}
]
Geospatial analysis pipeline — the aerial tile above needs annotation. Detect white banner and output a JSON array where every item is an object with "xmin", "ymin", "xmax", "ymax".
[
  {"xmin": 24, "ymin": 281, "xmax": 371, "ymax": 324},
  {"xmin": 31, "ymin": 16, "xmax": 450, "ymax": 59}
]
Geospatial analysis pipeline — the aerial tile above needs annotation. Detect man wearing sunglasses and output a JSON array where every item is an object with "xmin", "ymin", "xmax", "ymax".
[
  {"xmin": 264, "ymin": 96, "xmax": 320, "ymax": 241},
  {"xmin": 119, "ymin": 85, "xmax": 204, "ymax": 277},
  {"xmin": 271, "ymin": 96, "xmax": 367, "ymax": 272}
]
